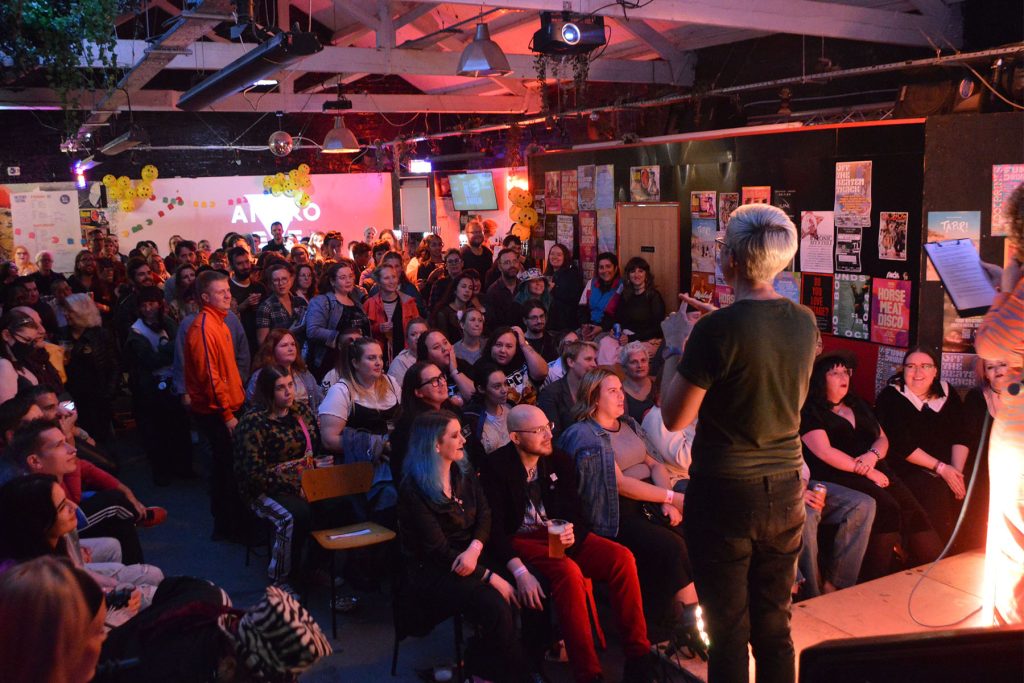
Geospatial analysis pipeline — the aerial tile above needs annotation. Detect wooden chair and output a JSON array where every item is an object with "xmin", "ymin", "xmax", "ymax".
[{"xmin": 301, "ymin": 462, "xmax": 396, "ymax": 638}]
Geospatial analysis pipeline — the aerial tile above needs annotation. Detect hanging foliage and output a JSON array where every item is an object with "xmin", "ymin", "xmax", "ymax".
[
  {"xmin": 505, "ymin": 122, "xmax": 523, "ymax": 169},
  {"xmin": 534, "ymin": 53, "xmax": 552, "ymax": 117},
  {"xmin": 570, "ymin": 53, "xmax": 592, "ymax": 108}
]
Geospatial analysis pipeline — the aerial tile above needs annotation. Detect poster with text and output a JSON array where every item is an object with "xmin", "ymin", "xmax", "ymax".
[
  {"xmin": 595, "ymin": 164, "xmax": 615, "ymax": 210},
  {"xmin": 719, "ymin": 192, "xmax": 739, "ymax": 230},
  {"xmin": 577, "ymin": 165, "xmax": 596, "ymax": 212},
  {"xmin": 874, "ymin": 345, "xmax": 904, "ymax": 398},
  {"xmin": 561, "ymin": 170, "xmax": 579, "ymax": 214},
  {"xmin": 878, "ymin": 211, "xmax": 908, "ymax": 261},
  {"xmin": 578, "ymin": 211, "xmax": 597, "ymax": 280},
  {"xmin": 716, "ymin": 284, "xmax": 735, "ymax": 308},
  {"xmin": 690, "ymin": 191, "xmax": 717, "ymax": 219},
  {"xmin": 832, "ymin": 273, "xmax": 871, "ymax": 340},
  {"xmin": 870, "ymin": 279, "xmax": 911, "ymax": 347},
  {"xmin": 714, "ymin": 234, "xmax": 727, "ymax": 286},
  {"xmin": 629, "ymin": 166, "xmax": 660, "ymax": 202},
  {"xmin": 597, "ymin": 209, "xmax": 616, "ymax": 253},
  {"xmin": 834, "ymin": 160, "xmax": 872, "ymax": 228},
  {"xmin": 772, "ymin": 189, "xmax": 797, "ymax": 220},
  {"xmin": 544, "ymin": 171, "xmax": 561, "ymax": 214},
  {"xmin": 691, "ymin": 217, "xmax": 717, "ymax": 273},
  {"xmin": 992, "ymin": 164, "xmax": 1024, "ymax": 236},
  {"xmin": 799, "ymin": 211, "xmax": 835, "ymax": 274},
  {"xmin": 941, "ymin": 352, "xmax": 978, "ymax": 391},
  {"xmin": 801, "ymin": 273, "xmax": 835, "ymax": 333},
  {"xmin": 926, "ymin": 210, "xmax": 980, "ymax": 280},
  {"xmin": 10, "ymin": 190, "xmax": 82, "ymax": 273},
  {"xmin": 690, "ymin": 272, "xmax": 716, "ymax": 306},
  {"xmin": 942, "ymin": 295, "xmax": 982, "ymax": 353},
  {"xmin": 556, "ymin": 214, "xmax": 575, "ymax": 252},
  {"xmin": 773, "ymin": 271, "xmax": 802, "ymax": 304},
  {"xmin": 835, "ymin": 226, "xmax": 863, "ymax": 273},
  {"xmin": 742, "ymin": 186, "xmax": 771, "ymax": 205}
]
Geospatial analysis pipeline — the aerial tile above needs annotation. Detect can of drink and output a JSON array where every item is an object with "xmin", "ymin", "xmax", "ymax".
[
  {"xmin": 612, "ymin": 323, "xmax": 622, "ymax": 340},
  {"xmin": 812, "ymin": 482, "xmax": 827, "ymax": 503}
]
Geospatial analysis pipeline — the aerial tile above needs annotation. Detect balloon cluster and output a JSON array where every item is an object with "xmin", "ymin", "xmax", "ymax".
[
  {"xmin": 102, "ymin": 165, "xmax": 159, "ymax": 213},
  {"xmin": 507, "ymin": 186, "xmax": 537, "ymax": 238},
  {"xmin": 262, "ymin": 164, "xmax": 313, "ymax": 207}
]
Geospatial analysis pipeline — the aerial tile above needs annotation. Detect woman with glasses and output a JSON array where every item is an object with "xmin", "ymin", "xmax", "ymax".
[
  {"xmin": 255, "ymin": 262, "xmax": 307, "ymax": 348},
  {"xmin": 873, "ymin": 346, "xmax": 970, "ymax": 543},
  {"xmin": 388, "ymin": 361, "xmax": 461, "ymax": 482},
  {"xmin": 559, "ymin": 368, "xmax": 700, "ymax": 647},
  {"xmin": 416, "ymin": 329, "xmax": 477, "ymax": 404},
  {"xmin": 801, "ymin": 353, "xmax": 941, "ymax": 581}
]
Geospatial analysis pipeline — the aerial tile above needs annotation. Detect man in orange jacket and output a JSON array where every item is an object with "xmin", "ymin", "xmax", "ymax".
[{"xmin": 185, "ymin": 269, "xmax": 247, "ymax": 540}]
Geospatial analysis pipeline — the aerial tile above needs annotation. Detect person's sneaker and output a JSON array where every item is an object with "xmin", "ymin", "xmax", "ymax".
[
  {"xmin": 139, "ymin": 507, "xmax": 167, "ymax": 527},
  {"xmin": 667, "ymin": 604, "xmax": 709, "ymax": 662},
  {"xmin": 622, "ymin": 652, "xmax": 660, "ymax": 683}
]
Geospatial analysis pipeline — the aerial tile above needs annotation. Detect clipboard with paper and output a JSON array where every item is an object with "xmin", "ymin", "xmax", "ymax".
[{"xmin": 923, "ymin": 239, "xmax": 996, "ymax": 318}]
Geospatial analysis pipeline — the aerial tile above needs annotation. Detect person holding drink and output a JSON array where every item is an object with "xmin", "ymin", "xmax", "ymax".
[{"xmin": 479, "ymin": 404, "xmax": 659, "ymax": 683}]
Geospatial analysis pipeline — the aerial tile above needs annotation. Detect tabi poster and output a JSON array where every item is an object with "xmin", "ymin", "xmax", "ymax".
[
  {"xmin": 992, "ymin": 164, "xmax": 1024, "ymax": 236},
  {"xmin": 691, "ymin": 218, "xmax": 717, "ymax": 272},
  {"xmin": 870, "ymin": 279, "xmax": 911, "ymax": 347},
  {"xmin": 835, "ymin": 226, "xmax": 863, "ymax": 273},
  {"xmin": 577, "ymin": 165, "xmax": 596, "ymax": 212},
  {"xmin": 772, "ymin": 189, "xmax": 797, "ymax": 220},
  {"xmin": 719, "ymin": 192, "xmax": 739, "ymax": 230},
  {"xmin": 874, "ymin": 345, "xmax": 904, "ymax": 398},
  {"xmin": 544, "ymin": 172, "xmax": 561, "ymax": 214},
  {"xmin": 556, "ymin": 214, "xmax": 575, "ymax": 252},
  {"xmin": 799, "ymin": 211, "xmax": 835, "ymax": 274},
  {"xmin": 801, "ymin": 273, "xmax": 834, "ymax": 333},
  {"xmin": 926, "ymin": 210, "xmax": 980, "ymax": 280},
  {"xmin": 595, "ymin": 164, "xmax": 615, "ymax": 210},
  {"xmin": 832, "ymin": 273, "xmax": 871, "ymax": 340},
  {"xmin": 578, "ymin": 211, "xmax": 597, "ymax": 280},
  {"xmin": 690, "ymin": 191, "xmax": 717, "ymax": 219},
  {"xmin": 773, "ymin": 271, "xmax": 802, "ymax": 304},
  {"xmin": 834, "ymin": 160, "xmax": 872, "ymax": 228},
  {"xmin": 942, "ymin": 295, "xmax": 982, "ymax": 353},
  {"xmin": 561, "ymin": 170, "xmax": 579, "ymax": 214},
  {"xmin": 597, "ymin": 209, "xmax": 616, "ymax": 253},
  {"xmin": 878, "ymin": 211, "xmax": 908, "ymax": 261},
  {"xmin": 690, "ymin": 272, "xmax": 716, "ymax": 306},
  {"xmin": 941, "ymin": 352, "xmax": 978, "ymax": 391},
  {"xmin": 629, "ymin": 166, "xmax": 660, "ymax": 201},
  {"xmin": 742, "ymin": 186, "xmax": 771, "ymax": 205}
]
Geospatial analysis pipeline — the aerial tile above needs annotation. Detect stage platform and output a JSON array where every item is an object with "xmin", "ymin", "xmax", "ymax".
[{"xmin": 674, "ymin": 550, "xmax": 991, "ymax": 681}]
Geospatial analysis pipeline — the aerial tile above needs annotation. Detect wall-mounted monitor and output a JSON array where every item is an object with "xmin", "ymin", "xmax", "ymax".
[{"xmin": 449, "ymin": 172, "xmax": 498, "ymax": 212}]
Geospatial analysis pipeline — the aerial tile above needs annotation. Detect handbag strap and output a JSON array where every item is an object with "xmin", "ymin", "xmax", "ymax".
[{"xmin": 295, "ymin": 413, "xmax": 314, "ymax": 457}]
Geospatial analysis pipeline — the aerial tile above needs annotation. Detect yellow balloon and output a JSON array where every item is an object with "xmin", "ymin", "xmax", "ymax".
[
  {"xmin": 288, "ymin": 169, "xmax": 299, "ymax": 181},
  {"xmin": 275, "ymin": 172, "xmax": 286, "ymax": 183},
  {"xmin": 299, "ymin": 175, "xmax": 312, "ymax": 189},
  {"xmin": 118, "ymin": 176, "xmax": 131, "ymax": 188},
  {"xmin": 296, "ymin": 193, "xmax": 311, "ymax": 208},
  {"xmin": 297, "ymin": 163, "xmax": 311, "ymax": 175},
  {"xmin": 102, "ymin": 174, "xmax": 116, "ymax": 187},
  {"xmin": 510, "ymin": 223, "xmax": 532, "ymax": 241},
  {"xmin": 508, "ymin": 205, "xmax": 523, "ymax": 223},
  {"xmin": 120, "ymin": 199, "xmax": 134, "ymax": 212},
  {"xmin": 262, "ymin": 176, "xmax": 274, "ymax": 189},
  {"xmin": 141, "ymin": 164, "xmax": 159, "ymax": 182},
  {"xmin": 136, "ymin": 184, "xmax": 152, "ymax": 199},
  {"xmin": 517, "ymin": 206, "xmax": 538, "ymax": 228},
  {"xmin": 282, "ymin": 179, "xmax": 296, "ymax": 195},
  {"xmin": 271, "ymin": 183, "xmax": 283, "ymax": 196}
]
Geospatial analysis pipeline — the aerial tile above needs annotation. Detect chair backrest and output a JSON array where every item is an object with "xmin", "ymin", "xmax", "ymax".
[{"xmin": 301, "ymin": 462, "xmax": 374, "ymax": 503}]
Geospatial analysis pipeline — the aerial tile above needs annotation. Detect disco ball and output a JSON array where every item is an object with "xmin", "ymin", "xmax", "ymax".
[{"xmin": 268, "ymin": 131, "xmax": 294, "ymax": 157}]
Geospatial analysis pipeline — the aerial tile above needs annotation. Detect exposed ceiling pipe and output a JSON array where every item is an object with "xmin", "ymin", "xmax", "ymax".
[{"xmin": 384, "ymin": 43, "xmax": 1024, "ymax": 147}]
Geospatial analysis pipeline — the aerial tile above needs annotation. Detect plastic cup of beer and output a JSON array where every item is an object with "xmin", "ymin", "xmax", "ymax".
[{"xmin": 547, "ymin": 519, "xmax": 569, "ymax": 559}]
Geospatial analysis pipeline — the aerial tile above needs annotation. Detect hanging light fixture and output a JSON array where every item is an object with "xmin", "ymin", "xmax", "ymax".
[
  {"xmin": 322, "ymin": 116, "xmax": 360, "ymax": 153},
  {"xmin": 457, "ymin": 23, "xmax": 511, "ymax": 77}
]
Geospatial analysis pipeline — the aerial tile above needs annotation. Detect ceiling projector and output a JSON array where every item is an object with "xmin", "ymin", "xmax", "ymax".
[{"xmin": 532, "ymin": 12, "xmax": 606, "ymax": 56}]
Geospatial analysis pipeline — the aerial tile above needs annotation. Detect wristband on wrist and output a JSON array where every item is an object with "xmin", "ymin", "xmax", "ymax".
[
  {"xmin": 933, "ymin": 461, "xmax": 943, "ymax": 474},
  {"xmin": 513, "ymin": 565, "xmax": 529, "ymax": 578},
  {"xmin": 869, "ymin": 447, "xmax": 881, "ymax": 459},
  {"xmin": 664, "ymin": 346, "xmax": 683, "ymax": 360},
  {"xmin": 664, "ymin": 489, "xmax": 675, "ymax": 505}
]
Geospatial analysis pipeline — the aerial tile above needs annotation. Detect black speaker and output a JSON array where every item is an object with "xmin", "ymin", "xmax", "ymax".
[{"xmin": 799, "ymin": 627, "xmax": 1024, "ymax": 683}]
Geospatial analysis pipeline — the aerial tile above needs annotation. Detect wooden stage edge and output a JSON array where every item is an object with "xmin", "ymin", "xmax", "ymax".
[{"xmin": 675, "ymin": 550, "xmax": 999, "ymax": 682}]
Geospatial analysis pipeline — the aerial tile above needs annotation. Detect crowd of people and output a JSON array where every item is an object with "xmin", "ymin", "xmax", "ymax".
[{"xmin": 0, "ymin": 200, "xmax": 1013, "ymax": 683}]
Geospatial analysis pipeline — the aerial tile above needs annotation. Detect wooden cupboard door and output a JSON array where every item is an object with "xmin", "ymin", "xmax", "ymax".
[{"xmin": 616, "ymin": 203, "xmax": 682, "ymax": 311}]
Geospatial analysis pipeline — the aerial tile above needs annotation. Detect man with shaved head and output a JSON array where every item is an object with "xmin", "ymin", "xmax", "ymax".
[{"xmin": 478, "ymin": 404, "xmax": 657, "ymax": 682}]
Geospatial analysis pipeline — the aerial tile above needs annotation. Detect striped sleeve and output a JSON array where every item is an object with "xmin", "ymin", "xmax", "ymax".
[{"xmin": 976, "ymin": 279, "xmax": 1024, "ymax": 367}]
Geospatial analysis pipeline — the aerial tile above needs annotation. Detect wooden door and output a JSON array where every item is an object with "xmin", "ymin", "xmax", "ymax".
[{"xmin": 616, "ymin": 203, "xmax": 682, "ymax": 311}]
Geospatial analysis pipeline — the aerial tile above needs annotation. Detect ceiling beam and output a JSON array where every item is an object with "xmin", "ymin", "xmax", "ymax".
[
  {"xmin": 336, "ymin": 0, "xmax": 381, "ymax": 31},
  {"xmin": 3, "ymin": 88, "xmax": 540, "ymax": 114},
  {"xmin": 394, "ymin": 3, "xmax": 437, "ymax": 29},
  {"xmin": 87, "ymin": 39, "xmax": 689, "ymax": 84},
  {"xmin": 408, "ymin": 0, "xmax": 961, "ymax": 47},
  {"xmin": 611, "ymin": 18, "xmax": 695, "ymax": 85}
]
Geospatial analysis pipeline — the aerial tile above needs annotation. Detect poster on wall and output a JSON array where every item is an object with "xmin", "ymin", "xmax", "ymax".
[
  {"xmin": 741, "ymin": 186, "xmax": 771, "ymax": 205},
  {"xmin": 773, "ymin": 271, "xmax": 802, "ymax": 303},
  {"xmin": 992, "ymin": 164, "xmax": 1024, "ymax": 236},
  {"xmin": 926, "ymin": 210, "xmax": 980, "ymax": 280},
  {"xmin": 561, "ymin": 170, "xmax": 579, "ymax": 214},
  {"xmin": 801, "ymin": 273, "xmax": 834, "ymax": 333},
  {"xmin": 878, "ymin": 211, "xmax": 908, "ymax": 261},
  {"xmin": 543, "ymin": 213, "xmax": 558, "ymax": 241},
  {"xmin": 9, "ymin": 190, "xmax": 81, "ymax": 272},
  {"xmin": 578, "ymin": 211, "xmax": 597, "ymax": 280},
  {"xmin": 556, "ymin": 214, "xmax": 575, "ymax": 252},
  {"xmin": 79, "ymin": 208, "xmax": 110, "ymax": 243},
  {"xmin": 690, "ymin": 191, "xmax": 717, "ymax": 219},
  {"xmin": 544, "ymin": 172, "xmax": 561, "ymax": 214},
  {"xmin": 629, "ymin": 166, "xmax": 660, "ymax": 202},
  {"xmin": 719, "ymin": 192, "xmax": 739, "ymax": 230},
  {"xmin": 691, "ymin": 218, "xmax": 717, "ymax": 273},
  {"xmin": 597, "ymin": 209, "xmax": 616, "ymax": 253},
  {"xmin": 942, "ymin": 295, "xmax": 982, "ymax": 353},
  {"xmin": 832, "ymin": 273, "xmax": 871, "ymax": 340},
  {"xmin": 716, "ymin": 284, "xmax": 735, "ymax": 308},
  {"xmin": 835, "ymin": 226, "xmax": 863, "ymax": 273},
  {"xmin": 577, "ymin": 165, "xmax": 596, "ymax": 212},
  {"xmin": 595, "ymin": 164, "xmax": 615, "ymax": 210},
  {"xmin": 799, "ymin": 211, "xmax": 835, "ymax": 274},
  {"xmin": 941, "ymin": 352, "xmax": 978, "ymax": 390},
  {"xmin": 690, "ymin": 272, "xmax": 716, "ymax": 306},
  {"xmin": 874, "ymin": 345, "xmax": 904, "ymax": 398},
  {"xmin": 772, "ymin": 189, "xmax": 797, "ymax": 220},
  {"xmin": 870, "ymin": 279, "xmax": 911, "ymax": 347},
  {"xmin": 834, "ymin": 160, "xmax": 872, "ymax": 228}
]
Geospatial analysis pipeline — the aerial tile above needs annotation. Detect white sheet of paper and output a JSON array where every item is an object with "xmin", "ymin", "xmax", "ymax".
[
  {"xmin": 923, "ymin": 239, "xmax": 996, "ymax": 316},
  {"xmin": 329, "ymin": 528, "xmax": 372, "ymax": 540}
]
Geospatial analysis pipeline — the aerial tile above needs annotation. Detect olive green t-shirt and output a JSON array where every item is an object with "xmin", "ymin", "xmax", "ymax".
[{"xmin": 679, "ymin": 297, "xmax": 819, "ymax": 479}]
